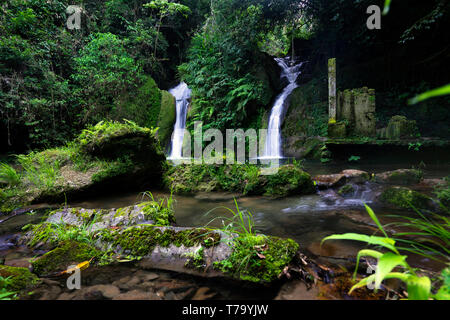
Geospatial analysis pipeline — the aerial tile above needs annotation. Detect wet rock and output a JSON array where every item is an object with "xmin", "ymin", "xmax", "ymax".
[
  {"xmin": 314, "ymin": 174, "xmax": 346, "ymax": 189},
  {"xmin": 275, "ymin": 280, "xmax": 320, "ymax": 300},
  {"xmin": 191, "ymin": 287, "xmax": 217, "ymax": 300},
  {"xmin": 374, "ymin": 169, "xmax": 423, "ymax": 185},
  {"xmin": 113, "ymin": 290, "xmax": 162, "ymax": 300},
  {"xmin": 379, "ymin": 115, "xmax": 419, "ymax": 140},
  {"xmin": 40, "ymin": 285, "xmax": 62, "ymax": 300},
  {"xmin": 0, "ymin": 264, "xmax": 40, "ymax": 291}
]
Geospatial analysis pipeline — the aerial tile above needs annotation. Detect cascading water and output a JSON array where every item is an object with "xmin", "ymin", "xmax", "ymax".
[
  {"xmin": 168, "ymin": 82, "xmax": 191, "ymax": 159},
  {"xmin": 263, "ymin": 57, "xmax": 304, "ymax": 158}
]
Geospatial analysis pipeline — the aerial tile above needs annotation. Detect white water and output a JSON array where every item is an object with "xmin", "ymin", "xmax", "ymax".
[
  {"xmin": 168, "ymin": 82, "xmax": 191, "ymax": 159},
  {"xmin": 263, "ymin": 57, "xmax": 303, "ymax": 158}
]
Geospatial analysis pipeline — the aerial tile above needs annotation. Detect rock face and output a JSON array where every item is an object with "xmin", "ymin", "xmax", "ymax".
[
  {"xmin": 374, "ymin": 169, "xmax": 423, "ymax": 185},
  {"xmin": 314, "ymin": 170, "xmax": 370, "ymax": 189},
  {"xmin": 328, "ymin": 121, "xmax": 346, "ymax": 138}
]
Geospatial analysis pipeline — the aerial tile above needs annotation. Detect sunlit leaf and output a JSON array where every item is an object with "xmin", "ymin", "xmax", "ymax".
[
  {"xmin": 408, "ymin": 83, "xmax": 450, "ymax": 105},
  {"xmin": 321, "ymin": 233, "xmax": 397, "ymax": 253},
  {"xmin": 374, "ymin": 252, "xmax": 407, "ymax": 290},
  {"xmin": 407, "ymin": 276, "xmax": 431, "ymax": 300}
]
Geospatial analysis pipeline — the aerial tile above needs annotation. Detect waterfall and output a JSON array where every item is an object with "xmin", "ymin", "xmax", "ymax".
[
  {"xmin": 263, "ymin": 57, "xmax": 303, "ymax": 158},
  {"xmin": 168, "ymin": 82, "xmax": 191, "ymax": 159}
]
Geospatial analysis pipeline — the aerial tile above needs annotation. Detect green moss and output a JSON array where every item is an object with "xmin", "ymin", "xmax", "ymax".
[
  {"xmin": 137, "ymin": 201, "xmax": 175, "ymax": 226},
  {"xmin": 98, "ymin": 226, "xmax": 221, "ymax": 259},
  {"xmin": 214, "ymin": 235, "xmax": 299, "ymax": 283},
  {"xmin": 157, "ymin": 91, "xmax": 176, "ymax": 148},
  {"xmin": 380, "ymin": 187, "xmax": 433, "ymax": 210},
  {"xmin": 264, "ymin": 165, "xmax": 315, "ymax": 197},
  {"xmin": 31, "ymin": 241, "xmax": 103, "ymax": 277},
  {"xmin": 0, "ymin": 265, "xmax": 40, "ymax": 292}
]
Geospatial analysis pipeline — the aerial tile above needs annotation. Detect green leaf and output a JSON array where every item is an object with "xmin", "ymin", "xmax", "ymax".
[
  {"xmin": 374, "ymin": 252, "xmax": 408, "ymax": 290},
  {"xmin": 407, "ymin": 276, "xmax": 431, "ymax": 300},
  {"xmin": 321, "ymin": 233, "xmax": 398, "ymax": 253},
  {"xmin": 408, "ymin": 83, "xmax": 450, "ymax": 105},
  {"xmin": 383, "ymin": 0, "xmax": 392, "ymax": 15}
]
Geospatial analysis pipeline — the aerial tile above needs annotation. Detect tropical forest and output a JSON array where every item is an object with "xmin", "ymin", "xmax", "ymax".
[{"xmin": 0, "ymin": 0, "xmax": 449, "ymax": 304}]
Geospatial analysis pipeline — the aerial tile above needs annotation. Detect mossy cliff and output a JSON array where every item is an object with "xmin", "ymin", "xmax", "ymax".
[
  {"xmin": 0, "ymin": 121, "xmax": 167, "ymax": 213},
  {"xmin": 164, "ymin": 164, "xmax": 315, "ymax": 197},
  {"xmin": 111, "ymin": 76, "xmax": 176, "ymax": 149},
  {"xmin": 0, "ymin": 265, "xmax": 40, "ymax": 292}
]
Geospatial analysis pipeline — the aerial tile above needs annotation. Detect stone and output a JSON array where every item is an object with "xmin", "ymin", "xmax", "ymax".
[
  {"xmin": 379, "ymin": 186, "xmax": 435, "ymax": 211},
  {"xmin": 382, "ymin": 115, "xmax": 419, "ymax": 139},
  {"xmin": 353, "ymin": 87, "xmax": 376, "ymax": 137},
  {"xmin": 191, "ymin": 287, "xmax": 217, "ymax": 300},
  {"xmin": 328, "ymin": 121, "xmax": 346, "ymax": 138},
  {"xmin": 313, "ymin": 170, "xmax": 369, "ymax": 189}
]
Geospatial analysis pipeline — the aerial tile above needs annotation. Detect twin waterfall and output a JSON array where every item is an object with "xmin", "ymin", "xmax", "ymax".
[
  {"xmin": 263, "ymin": 57, "xmax": 303, "ymax": 159},
  {"xmin": 168, "ymin": 82, "xmax": 191, "ymax": 159},
  {"xmin": 168, "ymin": 57, "xmax": 303, "ymax": 160}
]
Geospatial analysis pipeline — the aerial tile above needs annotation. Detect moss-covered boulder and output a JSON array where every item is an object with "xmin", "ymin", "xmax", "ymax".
[
  {"xmin": 314, "ymin": 169, "xmax": 370, "ymax": 189},
  {"xmin": 165, "ymin": 164, "xmax": 315, "ymax": 197},
  {"xmin": 379, "ymin": 186, "xmax": 435, "ymax": 210},
  {"xmin": 374, "ymin": 169, "xmax": 423, "ymax": 185},
  {"xmin": 31, "ymin": 241, "xmax": 103, "ymax": 277},
  {"xmin": 0, "ymin": 121, "xmax": 167, "ymax": 212},
  {"xmin": 0, "ymin": 265, "xmax": 39, "ymax": 291}
]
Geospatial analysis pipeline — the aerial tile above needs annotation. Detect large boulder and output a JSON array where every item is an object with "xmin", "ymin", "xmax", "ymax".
[
  {"xmin": 0, "ymin": 121, "xmax": 167, "ymax": 212},
  {"xmin": 379, "ymin": 115, "xmax": 419, "ymax": 140}
]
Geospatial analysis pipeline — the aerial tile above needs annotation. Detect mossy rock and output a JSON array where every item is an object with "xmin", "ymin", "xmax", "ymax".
[
  {"xmin": 111, "ymin": 76, "xmax": 162, "ymax": 129},
  {"xmin": 262, "ymin": 165, "xmax": 316, "ymax": 197},
  {"xmin": 156, "ymin": 90, "xmax": 176, "ymax": 149},
  {"xmin": 374, "ymin": 169, "xmax": 423, "ymax": 185},
  {"xmin": 77, "ymin": 120, "xmax": 164, "ymax": 163},
  {"xmin": 31, "ymin": 241, "xmax": 103, "ymax": 277},
  {"xmin": 165, "ymin": 164, "xmax": 315, "ymax": 198},
  {"xmin": 0, "ymin": 265, "xmax": 40, "ymax": 291},
  {"xmin": 338, "ymin": 184, "xmax": 355, "ymax": 196},
  {"xmin": 379, "ymin": 186, "xmax": 434, "ymax": 210},
  {"xmin": 214, "ymin": 234, "xmax": 299, "ymax": 283},
  {"xmin": 328, "ymin": 121, "xmax": 347, "ymax": 139},
  {"xmin": 383, "ymin": 115, "xmax": 419, "ymax": 140},
  {"xmin": 24, "ymin": 202, "xmax": 176, "ymax": 247}
]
